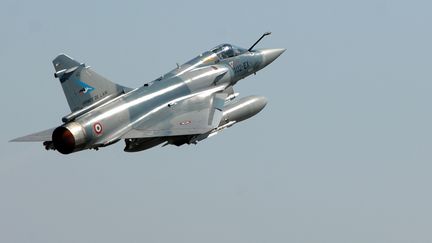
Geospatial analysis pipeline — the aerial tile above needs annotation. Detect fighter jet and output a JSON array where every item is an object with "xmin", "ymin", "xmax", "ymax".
[{"xmin": 11, "ymin": 32, "xmax": 285, "ymax": 154}]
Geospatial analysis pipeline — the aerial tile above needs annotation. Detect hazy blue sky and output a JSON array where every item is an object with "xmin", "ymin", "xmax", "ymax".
[{"xmin": 1, "ymin": 0, "xmax": 431, "ymax": 242}]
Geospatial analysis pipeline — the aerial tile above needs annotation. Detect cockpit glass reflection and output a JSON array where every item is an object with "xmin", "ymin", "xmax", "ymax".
[{"xmin": 210, "ymin": 44, "xmax": 247, "ymax": 60}]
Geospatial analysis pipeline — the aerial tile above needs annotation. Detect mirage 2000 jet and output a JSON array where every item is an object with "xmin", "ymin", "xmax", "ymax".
[{"xmin": 11, "ymin": 32, "xmax": 285, "ymax": 154}]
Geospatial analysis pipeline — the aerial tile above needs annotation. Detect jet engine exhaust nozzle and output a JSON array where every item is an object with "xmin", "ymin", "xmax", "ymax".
[{"xmin": 52, "ymin": 122, "xmax": 86, "ymax": 154}]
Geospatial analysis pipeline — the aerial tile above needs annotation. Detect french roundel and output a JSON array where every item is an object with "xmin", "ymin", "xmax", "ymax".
[{"xmin": 93, "ymin": 122, "xmax": 103, "ymax": 135}]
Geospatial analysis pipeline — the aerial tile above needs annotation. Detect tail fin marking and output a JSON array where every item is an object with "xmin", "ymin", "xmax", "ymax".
[{"xmin": 52, "ymin": 54, "xmax": 131, "ymax": 112}]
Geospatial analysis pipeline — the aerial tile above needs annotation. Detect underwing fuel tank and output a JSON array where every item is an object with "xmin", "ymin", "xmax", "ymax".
[
  {"xmin": 52, "ymin": 122, "xmax": 88, "ymax": 154},
  {"xmin": 219, "ymin": 95, "xmax": 268, "ymax": 127},
  {"xmin": 123, "ymin": 96, "xmax": 268, "ymax": 152},
  {"xmin": 189, "ymin": 95, "xmax": 268, "ymax": 144}
]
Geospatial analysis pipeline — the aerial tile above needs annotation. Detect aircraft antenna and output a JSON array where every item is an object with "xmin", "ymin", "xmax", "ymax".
[{"xmin": 248, "ymin": 32, "xmax": 272, "ymax": 51}]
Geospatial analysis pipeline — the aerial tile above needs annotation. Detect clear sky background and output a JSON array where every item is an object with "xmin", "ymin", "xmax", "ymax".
[{"xmin": 1, "ymin": 0, "xmax": 431, "ymax": 242}]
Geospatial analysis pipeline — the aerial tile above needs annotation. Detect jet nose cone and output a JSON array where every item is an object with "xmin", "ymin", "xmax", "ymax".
[{"xmin": 258, "ymin": 48, "xmax": 286, "ymax": 69}]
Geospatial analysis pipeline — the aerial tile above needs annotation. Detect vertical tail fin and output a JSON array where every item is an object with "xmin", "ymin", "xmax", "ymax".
[{"xmin": 53, "ymin": 54, "xmax": 131, "ymax": 112}]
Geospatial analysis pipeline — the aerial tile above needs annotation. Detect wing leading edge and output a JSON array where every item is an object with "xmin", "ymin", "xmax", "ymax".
[{"xmin": 10, "ymin": 127, "xmax": 55, "ymax": 142}]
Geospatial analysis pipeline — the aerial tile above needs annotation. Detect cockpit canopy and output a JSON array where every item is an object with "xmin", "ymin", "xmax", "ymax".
[
  {"xmin": 159, "ymin": 43, "xmax": 248, "ymax": 81},
  {"xmin": 210, "ymin": 44, "xmax": 247, "ymax": 60}
]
